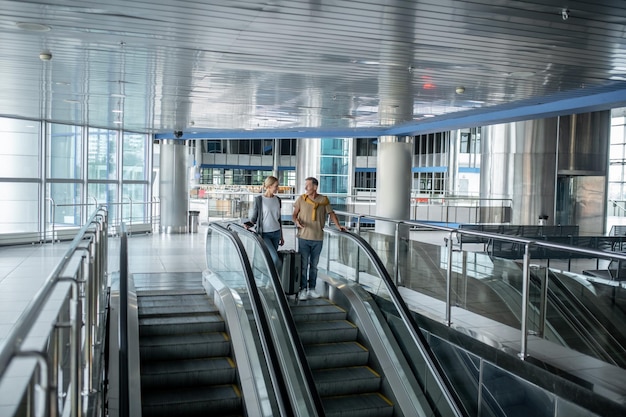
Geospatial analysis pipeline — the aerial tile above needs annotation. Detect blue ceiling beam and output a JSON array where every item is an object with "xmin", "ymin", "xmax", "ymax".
[{"xmin": 155, "ymin": 81, "xmax": 626, "ymax": 140}]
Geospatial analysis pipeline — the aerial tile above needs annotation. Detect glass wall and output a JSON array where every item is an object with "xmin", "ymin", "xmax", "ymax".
[
  {"xmin": 0, "ymin": 118, "xmax": 40, "ymax": 233},
  {"xmin": 0, "ymin": 115, "xmax": 151, "ymax": 237}
]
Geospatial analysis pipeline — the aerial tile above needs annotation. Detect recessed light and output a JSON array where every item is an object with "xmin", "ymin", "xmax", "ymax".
[
  {"xmin": 16, "ymin": 22, "xmax": 51, "ymax": 32},
  {"xmin": 112, "ymin": 109, "xmax": 123, "ymax": 113},
  {"xmin": 509, "ymin": 71, "xmax": 535, "ymax": 78},
  {"xmin": 64, "ymin": 99, "xmax": 80, "ymax": 104},
  {"xmin": 114, "ymin": 121, "xmax": 123, "ymax": 124},
  {"xmin": 111, "ymin": 93, "xmax": 126, "ymax": 98},
  {"xmin": 39, "ymin": 52, "xmax": 52, "ymax": 61}
]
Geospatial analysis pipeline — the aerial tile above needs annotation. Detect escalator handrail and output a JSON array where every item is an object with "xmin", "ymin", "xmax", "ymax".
[
  {"xmin": 227, "ymin": 222, "xmax": 326, "ymax": 417},
  {"xmin": 119, "ymin": 223, "xmax": 129, "ymax": 417},
  {"xmin": 324, "ymin": 227, "xmax": 467, "ymax": 417}
]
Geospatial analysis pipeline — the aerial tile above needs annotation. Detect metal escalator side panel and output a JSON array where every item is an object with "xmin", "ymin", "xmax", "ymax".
[
  {"xmin": 108, "ymin": 272, "xmax": 143, "ymax": 417},
  {"xmin": 203, "ymin": 269, "xmax": 278, "ymax": 417}
]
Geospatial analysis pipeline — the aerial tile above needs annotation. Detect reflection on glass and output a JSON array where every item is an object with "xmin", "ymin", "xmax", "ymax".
[
  {"xmin": 0, "ymin": 182, "xmax": 39, "ymax": 233},
  {"xmin": 88, "ymin": 183, "xmax": 119, "ymax": 224},
  {"xmin": 48, "ymin": 123, "xmax": 82, "ymax": 179},
  {"xmin": 88, "ymin": 128, "xmax": 118, "ymax": 180},
  {"xmin": 122, "ymin": 132, "xmax": 146, "ymax": 180},
  {"xmin": 122, "ymin": 183, "xmax": 148, "ymax": 223},
  {"xmin": 48, "ymin": 182, "xmax": 83, "ymax": 227}
]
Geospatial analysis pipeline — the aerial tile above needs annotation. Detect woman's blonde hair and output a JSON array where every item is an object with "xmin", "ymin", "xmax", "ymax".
[{"xmin": 264, "ymin": 175, "xmax": 279, "ymax": 189}]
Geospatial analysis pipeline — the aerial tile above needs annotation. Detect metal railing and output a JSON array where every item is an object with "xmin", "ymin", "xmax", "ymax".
[
  {"xmin": 0, "ymin": 206, "xmax": 109, "ymax": 417},
  {"xmin": 43, "ymin": 198, "xmax": 159, "ymax": 242},
  {"xmin": 191, "ymin": 190, "xmax": 512, "ymax": 225},
  {"xmin": 334, "ymin": 209, "xmax": 626, "ymax": 360}
]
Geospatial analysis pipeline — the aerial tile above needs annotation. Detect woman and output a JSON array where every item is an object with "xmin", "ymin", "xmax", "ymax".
[{"xmin": 247, "ymin": 176, "xmax": 284, "ymax": 270}]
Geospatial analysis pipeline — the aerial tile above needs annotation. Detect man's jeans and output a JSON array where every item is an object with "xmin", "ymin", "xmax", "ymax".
[
  {"xmin": 262, "ymin": 230, "xmax": 282, "ymax": 272},
  {"xmin": 298, "ymin": 238, "xmax": 323, "ymax": 291}
]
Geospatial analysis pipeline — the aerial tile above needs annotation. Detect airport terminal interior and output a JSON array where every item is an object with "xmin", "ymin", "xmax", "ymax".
[{"xmin": 3, "ymin": 1, "xmax": 626, "ymax": 416}]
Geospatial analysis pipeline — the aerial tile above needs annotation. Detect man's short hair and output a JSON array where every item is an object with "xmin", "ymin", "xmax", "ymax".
[{"xmin": 305, "ymin": 177, "xmax": 319, "ymax": 187}]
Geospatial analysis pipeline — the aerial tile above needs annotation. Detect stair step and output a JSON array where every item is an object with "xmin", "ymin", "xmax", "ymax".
[
  {"xmin": 291, "ymin": 303, "xmax": 347, "ymax": 322},
  {"xmin": 297, "ymin": 320, "xmax": 358, "ymax": 344},
  {"xmin": 139, "ymin": 303, "xmax": 218, "ymax": 318},
  {"xmin": 322, "ymin": 393, "xmax": 394, "ymax": 417},
  {"xmin": 138, "ymin": 293, "xmax": 212, "ymax": 307},
  {"xmin": 139, "ymin": 314, "xmax": 225, "ymax": 336},
  {"xmin": 314, "ymin": 366, "xmax": 382, "ymax": 397},
  {"xmin": 305, "ymin": 342, "xmax": 369, "ymax": 369},
  {"xmin": 140, "ymin": 332, "xmax": 230, "ymax": 361},
  {"xmin": 142, "ymin": 384, "xmax": 242, "ymax": 417},
  {"xmin": 141, "ymin": 357, "xmax": 236, "ymax": 389}
]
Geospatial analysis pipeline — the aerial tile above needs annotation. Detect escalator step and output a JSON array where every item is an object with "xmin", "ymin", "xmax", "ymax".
[
  {"xmin": 140, "ymin": 332, "xmax": 230, "ymax": 361},
  {"xmin": 322, "ymin": 392, "xmax": 393, "ymax": 417},
  {"xmin": 305, "ymin": 341, "xmax": 369, "ymax": 369},
  {"xmin": 290, "ymin": 303, "xmax": 347, "ymax": 322},
  {"xmin": 142, "ymin": 384, "xmax": 242, "ymax": 417},
  {"xmin": 297, "ymin": 320, "xmax": 358, "ymax": 344},
  {"xmin": 137, "ymin": 293, "xmax": 210, "ymax": 306},
  {"xmin": 313, "ymin": 366, "xmax": 382, "ymax": 397},
  {"xmin": 139, "ymin": 314, "xmax": 225, "ymax": 336},
  {"xmin": 141, "ymin": 357, "xmax": 236, "ymax": 388},
  {"xmin": 139, "ymin": 303, "xmax": 218, "ymax": 318}
]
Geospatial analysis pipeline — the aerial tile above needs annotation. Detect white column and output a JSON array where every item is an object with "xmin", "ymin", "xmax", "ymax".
[
  {"xmin": 159, "ymin": 140, "xmax": 188, "ymax": 233},
  {"xmin": 376, "ymin": 138, "xmax": 412, "ymax": 235}
]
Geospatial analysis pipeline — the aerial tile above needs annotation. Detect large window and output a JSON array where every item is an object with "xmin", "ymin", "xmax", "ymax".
[
  {"xmin": 48, "ymin": 124, "xmax": 82, "ymax": 179},
  {"xmin": 0, "ymin": 118, "xmax": 40, "ymax": 233},
  {"xmin": 0, "ymin": 116, "xmax": 151, "ymax": 236},
  {"xmin": 123, "ymin": 132, "xmax": 147, "ymax": 180},
  {"xmin": 609, "ymin": 112, "xmax": 626, "ymax": 214},
  {"xmin": 356, "ymin": 138, "xmax": 377, "ymax": 156},
  {"xmin": 88, "ymin": 128, "xmax": 118, "ymax": 180}
]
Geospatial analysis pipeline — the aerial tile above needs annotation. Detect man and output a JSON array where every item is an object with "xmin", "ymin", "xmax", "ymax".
[{"xmin": 292, "ymin": 177, "xmax": 346, "ymax": 300}]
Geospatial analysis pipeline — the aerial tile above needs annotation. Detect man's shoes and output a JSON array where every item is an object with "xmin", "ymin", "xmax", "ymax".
[
  {"xmin": 308, "ymin": 290, "xmax": 321, "ymax": 299},
  {"xmin": 298, "ymin": 289, "xmax": 308, "ymax": 301}
]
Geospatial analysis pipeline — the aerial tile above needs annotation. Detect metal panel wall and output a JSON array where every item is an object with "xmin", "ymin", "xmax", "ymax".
[
  {"xmin": 481, "ymin": 118, "xmax": 558, "ymax": 224},
  {"xmin": 558, "ymin": 111, "xmax": 610, "ymax": 175}
]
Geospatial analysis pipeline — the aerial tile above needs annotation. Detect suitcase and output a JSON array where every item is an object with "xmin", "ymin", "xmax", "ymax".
[{"xmin": 278, "ymin": 250, "xmax": 301, "ymax": 295}]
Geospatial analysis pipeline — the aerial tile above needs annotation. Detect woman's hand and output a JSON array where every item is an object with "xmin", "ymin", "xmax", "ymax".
[{"xmin": 279, "ymin": 237, "xmax": 285, "ymax": 246}]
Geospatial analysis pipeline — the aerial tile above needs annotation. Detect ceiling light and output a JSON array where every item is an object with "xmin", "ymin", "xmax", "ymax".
[
  {"xmin": 16, "ymin": 22, "xmax": 51, "ymax": 32},
  {"xmin": 39, "ymin": 52, "xmax": 52, "ymax": 61},
  {"xmin": 509, "ymin": 71, "xmax": 535, "ymax": 78},
  {"xmin": 64, "ymin": 99, "xmax": 80, "ymax": 104},
  {"xmin": 111, "ymin": 93, "xmax": 126, "ymax": 98},
  {"xmin": 456, "ymin": 86, "xmax": 466, "ymax": 94},
  {"xmin": 112, "ymin": 109, "xmax": 123, "ymax": 113}
]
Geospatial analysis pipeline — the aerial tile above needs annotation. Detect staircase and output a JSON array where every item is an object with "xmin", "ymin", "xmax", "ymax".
[
  {"xmin": 138, "ymin": 290, "xmax": 243, "ymax": 417},
  {"xmin": 291, "ymin": 298, "xmax": 394, "ymax": 417}
]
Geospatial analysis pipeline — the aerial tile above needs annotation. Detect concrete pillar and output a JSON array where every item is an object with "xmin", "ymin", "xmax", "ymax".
[
  {"xmin": 159, "ymin": 140, "xmax": 188, "ymax": 233},
  {"xmin": 375, "ymin": 139, "xmax": 413, "ymax": 235}
]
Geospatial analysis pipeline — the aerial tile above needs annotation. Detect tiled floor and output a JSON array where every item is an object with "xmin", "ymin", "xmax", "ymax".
[{"xmin": 2, "ymin": 225, "xmax": 626, "ymax": 408}]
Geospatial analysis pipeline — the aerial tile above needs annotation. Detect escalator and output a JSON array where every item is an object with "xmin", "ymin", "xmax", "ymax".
[
  {"xmin": 112, "ymin": 225, "xmax": 287, "ymax": 417},
  {"xmin": 290, "ymin": 298, "xmax": 393, "ymax": 417},
  {"xmin": 228, "ymin": 222, "xmax": 464, "ymax": 417},
  {"xmin": 138, "ymin": 290, "xmax": 242, "ymax": 417}
]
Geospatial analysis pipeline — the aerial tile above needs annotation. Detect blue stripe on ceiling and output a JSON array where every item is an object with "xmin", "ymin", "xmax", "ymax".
[
  {"xmin": 155, "ymin": 81, "xmax": 626, "ymax": 140},
  {"xmin": 355, "ymin": 167, "xmax": 376, "ymax": 172}
]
